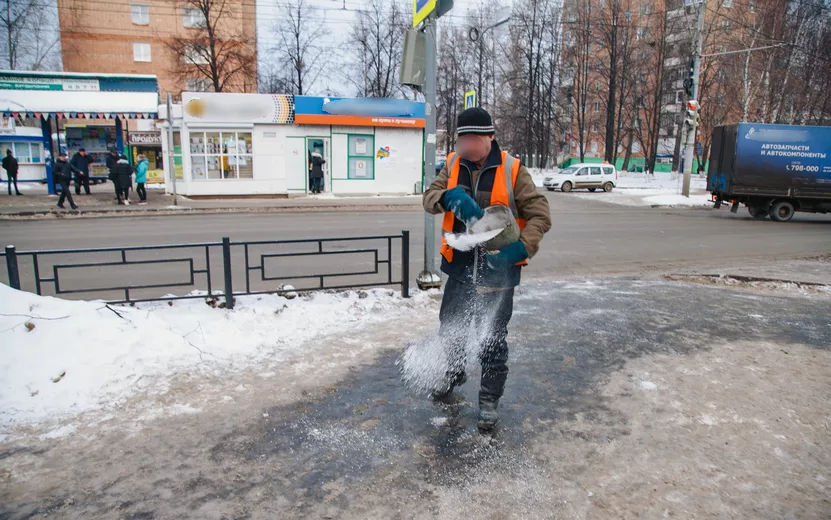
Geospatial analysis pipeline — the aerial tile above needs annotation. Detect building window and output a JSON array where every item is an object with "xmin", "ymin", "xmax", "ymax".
[
  {"xmin": 348, "ymin": 134, "xmax": 374, "ymax": 179},
  {"xmin": 749, "ymin": 0, "xmax": 756, "ymax": 11},
  {"xmin": 633, "ymin": 118, "xmax": 642, "ymax": 129},
  {"xmin": 633, "ymin": 141, "xmax": 641, "ymax": 153},
  {"xmin": 716, "ymin": 91, "xmax": 726, "ymax": 105},
  {"xmin": 189, "ymin": 131, "xmax": 253, "ymax": 180},
  {"xmin": 590, "ymin": 141, "xmax": 598, "ymax": 154},
  {"xmin": 592, "ymin": 121, "xmax": 599, "ymax": 132},
  {"xmin": 640, "ymin": 3, "xmax": 653, "ymax": 15},
  {"xmin": 637, "ymin": 27, "xmax": 648, "ymax": 40},
  {"xmin": 593, "ymin": 101, "xmax": 600, "ymax": 112},
  {"xmin": 184, "ymin": 44, "xmax": 209, "ymax": 64},
  {"xmin": 676, "ymin": 90, "xmax": 685, "ymax": 103},
  {"xmin": 133, "ymin": 42, "xmax": 151, "ymax": 62},
  {"xmin": 636, "ymin": 96, "xmax": 645, "ymax": 108},
  {"xmin": 183, "ymin": 7, "xmax": 207, "ymax": 28},
  {"xmin": 185, "ymin": 78, "xmax": 212, "ymax": 92},
  {"xmin": 722, "ymin": 20, "xmax": 731, "ymax": 30},
  {"xmin": 130, "ymin": 3, "xmax": 149, "ymax": 25},
  {"xmin": 599, "ymin": 0, "xmax": 606, "ymax": 7},
  {"xmin": 595, "ymin": 80, "xmax": 601, "ymax": 91},
  {"xmin": 724, "ymin": 0, "xmax": 733, "ymax": 7},
  {"xmin": 0, "ymin": 141, "xmax": 43, "ymax": 163}
]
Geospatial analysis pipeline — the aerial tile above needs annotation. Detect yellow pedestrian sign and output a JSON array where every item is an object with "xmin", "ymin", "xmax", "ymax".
[
  {"xmin": 413, "ymin": 0, "xmax": 437, "ymax": 27},
  {"xmin": 464, "ymin": 90, "xmax": 477, "ymax": 109}
]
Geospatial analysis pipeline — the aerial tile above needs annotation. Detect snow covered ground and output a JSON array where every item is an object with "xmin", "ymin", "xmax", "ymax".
[
  {"xmin": 0, "ymin": 284, "xmax": 436, "ymax": 435},
  {"xmin": 531, "ymin": 168, "xmax": 712, "ymax": 207}
]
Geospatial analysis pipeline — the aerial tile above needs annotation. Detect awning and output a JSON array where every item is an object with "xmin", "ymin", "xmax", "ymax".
[{"xmin": 0, "ymin": 90, "xmax": 159, "ymax": 119}]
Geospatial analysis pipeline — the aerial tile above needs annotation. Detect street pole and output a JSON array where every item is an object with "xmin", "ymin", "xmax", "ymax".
[
  {"xmin": 682, "ymin": 0, "xmax": 705, "ymax": 197},
  {"xmin": 166, "ymin": 93, "xmax": 178, "ymax": 206},
  {"xmin": 417, "ymin": 15, "xmax": 442, "ymax": 290}
]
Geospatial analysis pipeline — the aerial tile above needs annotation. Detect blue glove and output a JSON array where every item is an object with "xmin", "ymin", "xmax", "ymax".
[
  {"xmin": 486, "ymin": 241, "xmax": 528, "ymax": 270},
  {"xmin": 442, "ymin": 187, "xmax": 484, "ymax": 225}
]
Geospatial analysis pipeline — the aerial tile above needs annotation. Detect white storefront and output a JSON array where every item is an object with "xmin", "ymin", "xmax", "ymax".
[{"xmin": 160, "ymin": 93, "xmax": 426, "ymax": 197}]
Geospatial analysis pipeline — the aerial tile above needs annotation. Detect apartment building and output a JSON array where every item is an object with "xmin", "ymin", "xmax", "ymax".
[{"xmin": 58, "ymin": 0, "xmax": 258, "ymax": 99}]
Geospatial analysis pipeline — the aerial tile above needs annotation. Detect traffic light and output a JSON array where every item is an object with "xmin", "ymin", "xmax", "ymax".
[
  {"xmin": 683, "ymin": 58, "xmax": 695, "ymax": 97},
  {"xmin": 685, "ymin": 100, "xmax": 700, "ymax": 127}
]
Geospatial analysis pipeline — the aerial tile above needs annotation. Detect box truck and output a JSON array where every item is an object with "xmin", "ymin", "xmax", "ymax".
[{"xmin": 708, "ymin": 123, "xmax": 831, "ymax": 221}]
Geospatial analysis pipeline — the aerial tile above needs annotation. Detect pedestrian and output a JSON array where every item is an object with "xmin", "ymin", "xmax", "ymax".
[
  {"xmin": 309, "ymin": 147, "xmax": 325, "ymax": 194},
  {"xmin": 54, "ymin": 152, "xmax": 79, "ymax": 210},
  {"xmin": 2, "ymin": 149, "xmax": 21, "ymax": 196},
  {"xmin": 106, "ymin": 149, "xmax": 119, "ymax": 200},
  {"xmin": 113, "ymin": 154, "xmax": 134, "ymax": 205},
  {"xmin": 422, "ymin": 107, "xmax": 552, "ymax": 431},
  {"xmin": 135, "ymin": 154, "xmax": 148, "ymax": 204},
  {"xmin": 70, "ymin": 148, "xmax": 92, "ymax": 195}
]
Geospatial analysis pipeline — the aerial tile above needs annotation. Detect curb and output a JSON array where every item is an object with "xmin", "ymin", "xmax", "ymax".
[{"xmin": 0, "ymin": 203, "xmax": 424, "ymax": 219}]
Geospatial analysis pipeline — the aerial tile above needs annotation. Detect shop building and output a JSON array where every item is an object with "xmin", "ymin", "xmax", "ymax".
[
  {"xmin": 160, "ymin": 93, "xmax": 426, "ymax": 197},
  {"xmin": 0, "ymin": 71, "xmax": 159, "ymax": 193}
]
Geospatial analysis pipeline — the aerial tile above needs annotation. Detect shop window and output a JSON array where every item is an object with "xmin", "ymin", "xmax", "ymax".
[
  {"xmin": 133, "ymin": 42, "xmax": 151, "ymax": 62},
  {"xmin": 131, "ymin": 3, "xmax": 149, "ymax": 25},
  {"xmin": 189, "ymin": 130, "xmax": 253, "ymax": 180},
  {"xmin": 1, "ymin": 141, "xmax": 43, "ymax": 163},
  {"xmin": 347, "ymin": 134, "xmax": 374, "ymax": 179},
  {"xmin": 183, "ymin": 7, "xmax": 207, "ymax": 28}
]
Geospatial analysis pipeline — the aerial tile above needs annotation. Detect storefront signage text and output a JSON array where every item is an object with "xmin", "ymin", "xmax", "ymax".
[{"xmin": 129, "ymin": 132, "xmax": 162, "ymax": 145}]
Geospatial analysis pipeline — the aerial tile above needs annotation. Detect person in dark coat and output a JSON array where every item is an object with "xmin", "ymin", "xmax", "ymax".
[
  {"xmin": 106, "ymin": 149, "xmax": 120, "ymax": 199},
  {"xmin": 71, "ymin": 148, "xmax": 93, "ymax": 195},
  {"xmin": 2, "ymin": 149, "xmax": 21, "ymax": 195},
  {"xmin": 309, "ymin": 147, "xmax": 325, "ymax": 194},
  {"xmin": 54, "ymin": 152, "xmax": 79, "ymax": 210},
  {"xmin": 113, "ymin": 154, "xmax": 134, "ymax": 205}
]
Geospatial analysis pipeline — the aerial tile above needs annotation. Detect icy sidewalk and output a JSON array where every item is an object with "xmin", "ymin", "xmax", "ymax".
[{"xmin": 0, "ymin": 284, "xmax": 437, "ymax": 433}]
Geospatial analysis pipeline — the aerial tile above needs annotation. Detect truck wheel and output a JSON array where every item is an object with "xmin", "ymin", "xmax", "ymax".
[
  {"xmin": 748, "ymin": 206, "xmax": 768, "ymax": 219},
  {"xmin": 603, "ymin": 182, "xmax": 614, "ymax": 192},
  {"xmin": 769, "ymin": 201, "xmax": 795, "ymax": 222},
  {"xmin": 561, "ymin": 181, "xmax": 573, "ymax": 193}
]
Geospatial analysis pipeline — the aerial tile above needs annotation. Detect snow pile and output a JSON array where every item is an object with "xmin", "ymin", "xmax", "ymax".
[
  {"xmin": 0, "ymin": 283, "xmax": 430, "ymax": 429},
  {"xmin": 570, "ymin": 171, "xmax": 712, "ymax": 207}
]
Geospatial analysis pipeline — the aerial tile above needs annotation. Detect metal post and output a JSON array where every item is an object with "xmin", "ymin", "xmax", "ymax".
[
  {"xmin": 682, "ymin": 0, "xmax": 705, "ymax": 197},
  {"xmin": 401, "ymin": 230, "xmax": 410, "ymax": 298},
  {"xmin": 166, "ymin": 93, "xmax": 178, "ymax": 206},
  {"xmin": 5, "ymin": 245, "xmax": 20, "ymax": 290},
  {"xmin": 417, "ymin": 16, "xmax": 442, "ymax": 291},
  {"xmin": 41, "ymin": 116, "xmax": 55, "ymax": 195},
  {"xmin": 221, "ymin": 237, "xmax": 234, "ymax": 309}
]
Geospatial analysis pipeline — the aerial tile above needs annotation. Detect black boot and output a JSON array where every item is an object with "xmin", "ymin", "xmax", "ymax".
[
  {"xmin": 478, "ymin": 366, "xmax": 508, "ymax": 431},
  {"xmin": 431, "ymin": 371, "xmax": 467, "ymax": 401}
]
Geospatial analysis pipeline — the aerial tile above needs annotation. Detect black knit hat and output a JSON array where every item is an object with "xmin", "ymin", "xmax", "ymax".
[{"xmin": 456, "ymin": 107, "xmax": 494, "ymax": 137}]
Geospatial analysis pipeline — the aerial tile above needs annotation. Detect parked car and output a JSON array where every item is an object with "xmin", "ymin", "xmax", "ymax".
[{"xmin": 543, "ymin": 163, "xmax": 618, "ymax": 192}]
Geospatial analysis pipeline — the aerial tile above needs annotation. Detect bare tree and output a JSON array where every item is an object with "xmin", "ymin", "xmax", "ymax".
[
  {"xmin": 270, "ymin": 0, "xmax": 329, "ymax": 96},
  {"xmin": 436, "ymin": 24, "xmax": 475, "ymax": 153},
  {"xmin": 563, "ymin": 0, "xmax": 594, "ymax": 162},
  {"xmin": 0, "ymin": 0, "xmax": 60, "ymax": 70},
  {"xmin": 166, "ymin": 0, "xmax": 256, "ymax": 93},
  {"xmin": 348, "ymin": 0, "xmax": 407, "ymax": 98}
]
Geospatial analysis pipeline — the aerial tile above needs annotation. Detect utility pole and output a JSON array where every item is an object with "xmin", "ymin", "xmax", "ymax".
[
  {"xmin": 166, "ymin": 93, "xmax": 178, "ymax": 206},
  {"xmin": 681, "ymin": 0, "xmax": 705, "ymax": 197},
  {"xmin": 417, "ymin": 15, "xmax": 441, "ymax": 290}
]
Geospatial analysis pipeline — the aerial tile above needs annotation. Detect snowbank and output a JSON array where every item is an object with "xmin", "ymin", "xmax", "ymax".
[{"xmin": 0, "ymin": 284, "xmax": 432, "ymax": 430}]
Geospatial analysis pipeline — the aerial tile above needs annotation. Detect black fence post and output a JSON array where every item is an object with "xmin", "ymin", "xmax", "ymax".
[
  {"xmin": 5, "ymin": 246, "xmax": 20, "ymax": 290},
  {"xmin": 222, "ymin": 237, "xmax": 234, "ymax": 309},
  {"xmin": 401, "ymin": 230, "xmax": 410, "ymax": 298}
]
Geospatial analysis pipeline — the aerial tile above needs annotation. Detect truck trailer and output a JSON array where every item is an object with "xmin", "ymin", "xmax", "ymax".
[{"xmin": 708, "ymin": 123, "xmax": 831, "ymax": 221}]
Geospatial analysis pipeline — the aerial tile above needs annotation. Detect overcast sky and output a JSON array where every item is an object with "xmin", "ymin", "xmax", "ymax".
[{"xmin": 256, "ymin": 0, "xmax": 509, "ymax": 96}]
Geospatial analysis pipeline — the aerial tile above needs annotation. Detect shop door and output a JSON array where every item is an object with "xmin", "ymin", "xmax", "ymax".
[{"xmin": 306, "ymin": 137, "xmax": 330, "ymax": 193}]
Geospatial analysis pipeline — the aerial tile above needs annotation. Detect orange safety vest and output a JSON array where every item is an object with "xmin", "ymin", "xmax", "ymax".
[{"xmin": 440, "ymin": 151, "xmax": 528, "ymax": 266}]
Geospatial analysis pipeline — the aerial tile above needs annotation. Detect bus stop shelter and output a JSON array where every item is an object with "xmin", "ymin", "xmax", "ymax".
[{"xmin": 0, "ymin": 71, "xmax": 159, "ymax": 194}]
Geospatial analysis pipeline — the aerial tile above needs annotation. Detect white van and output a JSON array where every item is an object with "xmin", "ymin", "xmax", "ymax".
[{"xmin": 543, "ymin": 163, "xmax": 618, "ymax": 193}]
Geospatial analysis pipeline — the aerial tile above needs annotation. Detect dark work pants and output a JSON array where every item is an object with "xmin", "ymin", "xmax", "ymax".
[
  {"xmin": 7, "ymin": 172, "xmax": 19, "ymax": 194},
  {"xmin": 136, "ymin": 182, "xmax": 146, "ymax": 201},
  {"xmin": 57, "ymin": 180, "xmax": 75, "ymax": 207},
  {"xmin": 439, "ymin": 275, "xmax": 514, "ymax": 402},
  {"xmin": 74, "ymin": 174, "xmax": 90, "ymax": 195}
]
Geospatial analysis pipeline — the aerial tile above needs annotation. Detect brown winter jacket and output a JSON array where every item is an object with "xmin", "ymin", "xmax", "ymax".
[{"xmin": 423, "ymin": 146, "xmax": 552, "ymax": 259}]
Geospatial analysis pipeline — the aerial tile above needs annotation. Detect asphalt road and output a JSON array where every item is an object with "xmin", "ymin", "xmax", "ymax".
[{"xmin": 1, "ymin": 193, "xmax": 830, "ymax": 299}]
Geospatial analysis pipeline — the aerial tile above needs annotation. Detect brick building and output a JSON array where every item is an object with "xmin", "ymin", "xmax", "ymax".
[{"xmin": 58, "ymin": 0, "xmax": 258, "ymax": 100}]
